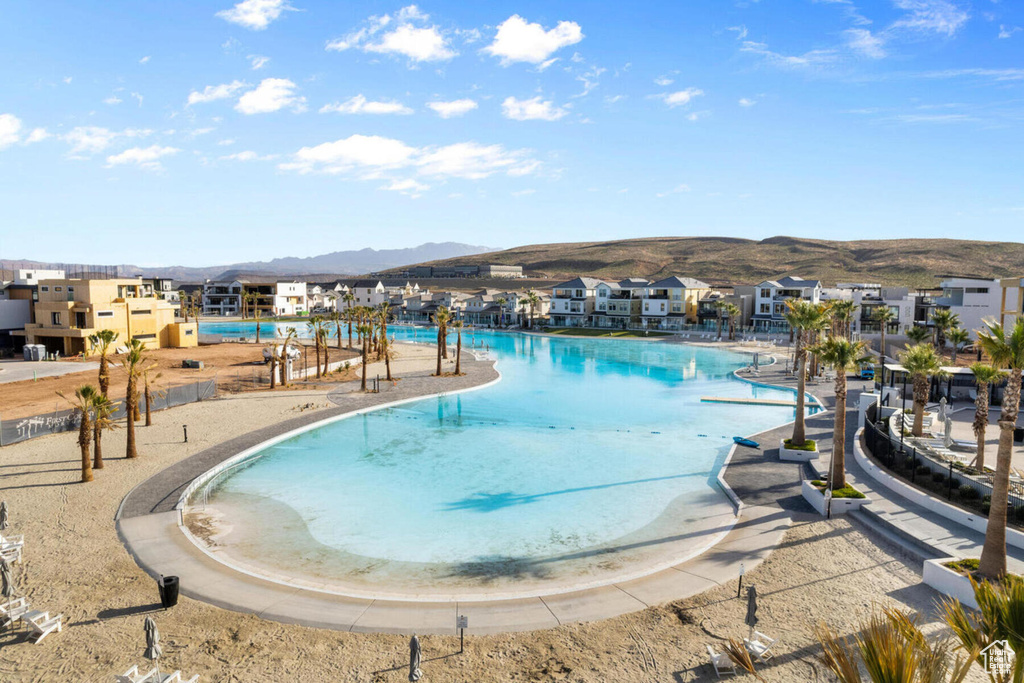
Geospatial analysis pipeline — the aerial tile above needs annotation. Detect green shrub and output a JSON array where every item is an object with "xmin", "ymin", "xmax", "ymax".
[
  {"xmin": 944, "ymin": 558, "xmax": 980, "ymax": 574},
  {"xmin": 959, "ymin": 485, "xmax": 979, "ymax": 500},
  {"xmin": 811, "ymin": 480, "xmax": 826, "ymax": 487},
  {"xmin": 831, "ymin": 485, "xmax": 866, "ymax": 500},
  {"xmin": 916, "ymin": 465, "xmax": 931, "ymax": 476},
  {"xmin": 784, "ymin": 439, "xmax": 817, "ymax": 452},
  {"xmin": 982, "ymin": 502, "xmax": 991, "ymax": 515},
  {"xmin": 931, "ymin": 471, "xmax": 946, "ymax": 483}
]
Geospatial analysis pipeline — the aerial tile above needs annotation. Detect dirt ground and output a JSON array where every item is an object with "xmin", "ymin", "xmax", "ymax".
[
  {"xmin": 0, "ymin": 379, "xmax": 991, "ymax": 682},
  {"xmin": 0, "ymin": 342, "xmax": 360, "ymax": 419}
]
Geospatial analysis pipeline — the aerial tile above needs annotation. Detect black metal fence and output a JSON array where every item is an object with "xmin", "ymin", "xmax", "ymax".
[
  {"xmin": 0, "ymin": 379, "xmax": 216, "ymax": 446},
  {"xmin": 862, "ymin": 402, "xmax": 1024, "ymax": 524}
]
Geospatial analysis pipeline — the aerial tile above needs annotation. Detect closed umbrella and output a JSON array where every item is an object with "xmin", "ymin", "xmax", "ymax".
[
  {"xmin": 944, "ymin": 416, "xmax": 954, "ymax": 449},
  {"xmin": 1, "ymin": 556, "xmax": 14, "ymax": 629},
  {"xmin": 0, "ymin": 501, "xmax": 8, "ymax": 531},
  {"xmin": 745, "ymin": 586, "xmax": 759, "ymax": 639},
  {"xmin": 408, "ymin": 634, "xmax": 422, "ymax": 682},
  {"xmin": 144, "ymin": 616, "xmax": 163, "ymax": 679}
]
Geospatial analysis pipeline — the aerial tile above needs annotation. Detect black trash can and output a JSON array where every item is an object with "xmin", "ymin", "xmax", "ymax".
[
  {"xmin": 158, "ymin": 575, "xmax": 179, "ymax": 609},
  {"xmin": 1015, "ymin": 426, "xmax": 1024, "ymax": 444}
]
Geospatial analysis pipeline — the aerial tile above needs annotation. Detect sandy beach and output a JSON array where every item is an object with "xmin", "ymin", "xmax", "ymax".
[{"xmin": 0, "ymin": 339, "xmax": 989, "ymax": 682}]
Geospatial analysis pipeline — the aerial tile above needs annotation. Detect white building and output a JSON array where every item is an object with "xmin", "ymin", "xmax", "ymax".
[
  {"xmin": 936, "ymin": 276, "xmax": 1003, "ymax": 340},
  {"xmin": 593, "ymin": 279, "xmax": 647, "ymax": 329},
  {"xmin": 202, "ymin": 280, "xmax": 243, "ymax": 316},
  {"xmin": 273, "ymin": 281, "xmax": 307, "ymax": 316},
  {"xmin": 742, "ymin": 276, "xmax": 823, "ymax": 332},
  {"xmin": 9, "ymin": 268, "xmax": 65, "ymax": 285},
  {"xmin": 549, "ymin": 277, "xmax": 603, "ymax": 327}
]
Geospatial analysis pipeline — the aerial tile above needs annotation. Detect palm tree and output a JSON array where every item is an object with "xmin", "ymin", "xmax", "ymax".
[
  {"xmin": 318, "ymin": 326, "xmax": 330, "ymax": 376},
  {"xmin": 525, "ymin": 290, "xmax": 540, "ymax": 329},
  {"xmin": 816, "ymin": 605, "xmax": 976, "ymax": 683},
  {"xmin": 968, "ymin": 362, "xmax": 1004, "ymax": 473},
  {"xmin": 377, "ymin": 302, "xmax": 392, "ymax": 361},
  {"xmin": 714, "ymin": 301, "xmax": 726, "ymax": 339},
  {"xmin": 899, "ymin": 343, "xmax": 945, "ymax": 438},
  {"xmin": 433, "ymin": 306, "xmax": 451, "ymax": 376},
  {"xmin": 307, "ymin": 315, "xmax": 325, "ymax": 379},
  {"xmin": 120, "ymin": 339, "xmax": 147, "ymax": 459},
  {"xmin": 931, "ymin": 309, "xmax": 960, "ymax": 350},
  {"xmin": 331, "ymin": 311, "xmax": 343, "ymax": 349},
  {"xmin": 948, "ymin": 327, "xmax": 969, "ymax": 363},
  {"xmin": 92, "ymin": 393, "xmax": 116, "ymax": 470},
  {"xmin": 829, "ymin": 300, "xmax": 858, "ymax": 339},
  {"xmin": 176, "ymin": 290, "xmax": 189, "ymax": 322},
  {"xmin": 813, "ymin": 338, "xmax": 870, "ymax": 490},
  {"xmin": 976, "ymin": 318, "xmax": 1024, "ymax": 580},
  {"xmin": 451, "ymin": 320, "xmax": 464, "ymax": 375},
  {"xmin": 344, "ymin": 303, "xmax": 355, "ymax": 349},
  {"xmin": 871, "ymin": 306, "xmax": 896, "ymax": 361},
  {"xmin": 278, "ymin": 327, "xmax": 298, "ymax": 386},
  {"xmin": 88, "ymin": 330, "xmax": 119, "ymax": 397},
  {"xmin": 784, "ymin": 300, "xmax": 830, "ymax": 448},
  {"xmin": 495, "ymin": 297, "xmax": 507, "ymax": 327},
  {"xmin": 723, "ymin": 303, "xmax": 741, "ymax": 341},
  {"xmin": 59, "ymin": 385, "xmax": 98, "ymax": 482},
  {"xmin": 357, "ymin": 323, "xmax": 372, "ymax": 391},
  {"xmin": 906, "ymin": 325, "xmax": 931, "ymax": 345},
  {"xmin": 252, "ymin": 296, "xmax": 263, "ymax": 343},
  {"xmin": 942, "ymin": 576, "xmax": 1024, "ymax": 681},
  {"xmin": 266, "ymin": 344, "xmax": 278, "ymax": 389},
  {"xmin": 142, "ymin": 367, "xmax": 161, "ymax": 427}
]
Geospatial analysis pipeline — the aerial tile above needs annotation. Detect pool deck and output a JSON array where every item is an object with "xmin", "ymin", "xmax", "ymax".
[{"xmin": 116, "ymin": 345, "xmax": 815, "ymax": 634}]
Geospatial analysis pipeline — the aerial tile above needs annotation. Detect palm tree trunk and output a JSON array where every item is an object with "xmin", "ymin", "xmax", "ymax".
[
  {"xmin": 133, "ymin": 389, "xmax": 141, "ymax": 422},
  {"xmin": 360, "ymin": 344, "xmax": 368, "ymax": 391},
  {"xmin": 99, "ymin": 355, "xmax": 109, "ymax": 397},
  {"xmin": 830, "ymin": 374, "xmax": 848, "ymax": 489},
  {"xmin": 348, "ymin": 319, "xmax": 353, "ymax": 349},
  {"xmin": 974, "ymin": 382, "xmax": 989, "ymax": 471},
  {"xmin": 455, "ymin": 330, "xmax": 462, "ymax": 375},
  {"xmin": 79, "ymin": 410, "xmax": 93, "ymax": 482},
  {"xmin": 126, "ymin": 377, "xmax": 139, "ymax": 458},
  {"xmin": 879, "ymin": 328, "xmax": 887, "ymax": 361},
  {"xmin": 792, "ymin": 333, "xmax": 807, "ymax": 446},
  {"xmin": 144, "ymin": 381, "xmax": 152, "ymax": 427},
  {"xmin": 93, "ymin": 420, "xmax": 104, "ymax": 469},
  {"xmin": 256, "ymin": 317, "xmax": 261, "ymax": 344},
  {"xmin": 314, "ymin": 338, "xmax": 322, "ymax": 379},
  {"xmin": 979, "ymin": 369, "xmax": 1023, "ymax": 580},
  {"xmin": 436, "ymin": 331, "xmax": 443, "ymax": 377},
  {"xmin": 912, "ymin": 375, "xmax": 928, "ymax": 437},
  {"xmin": 269, "ymin": 357, "xmax": 277, "ymax": 389},
  {"xmin": 441, "ymin": 323, "xmax": 448, "ymax": 359}
]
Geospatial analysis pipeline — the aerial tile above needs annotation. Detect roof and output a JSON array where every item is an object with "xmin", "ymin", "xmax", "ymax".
[
  {"xmin": 618, "ymin": 278, "xmax": 650, "ymax": 288},
  {"xmin": 648, "ymin": 276, "xmax": 710, "ymax": 289},
  {"xmin": 761, "ymin": 276, "xmax": 822, "ymax": 289},
  {"xmin": 351, "ymin": 280, "xmax": 383, "ymax": 288},
  {"xmin": 552, "ymin": 276, "xmax": 604, "ymax": 290}
]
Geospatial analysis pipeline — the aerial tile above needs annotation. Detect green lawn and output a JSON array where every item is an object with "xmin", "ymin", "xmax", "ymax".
[{"xmin": 540, "ymin": 327, "xmax": 674, "ymax": 338}]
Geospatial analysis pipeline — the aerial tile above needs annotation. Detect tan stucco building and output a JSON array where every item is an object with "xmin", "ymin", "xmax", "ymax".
[{"xmin": 22, "ymin": 278, "xmax": 196, "ymax": 356}]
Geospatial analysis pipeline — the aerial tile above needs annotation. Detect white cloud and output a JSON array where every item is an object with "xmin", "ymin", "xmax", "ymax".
[
  {"xmin": 131, "ymin": 92, "xmax": 144, "ymax": 107},
  {"xmin": 656, "ymin": 184, "xmax": 691, "ymax": 198},
  {"xmin": 502, "ymin": 96, "xmax": 569, "ymax": 121},
  {"xmin": 319, "ymin": 95, "xmax": 413, "ymax": 115},
  {"xmin": 0, "ymin": 114, "xmax": 22, "ymax": 149},
  {"xmin": 326, "ymin": 6, "xmax": 456, "ymax": 62},
  {"xmin": 104, "ymin": 96, "xmax": 123, "ymax": 105},
  {"xmin": 727, "ymin": 25, "xmax": 749, "ymax": 40},
  {"xmin": 187, "ymin": 127, "xmax": 215, "ymax": 138},
  {"xmin": 249, "ymin": 55, "xmax": 271, "ymax": 69},
  {"xmin": 483, "ymin": 15, "xmax": 583, "ymax": 65},
  {"xmin": 218, "ymin": 139, "xmax": 236, "ymax": 146},
  {"xmin": 739, "ymin": 98, "xmax": 757, "ymax": 107},
  {"xmin": 999, "ymin": 24, "xmax": 1022, "ymax": 39},
  {"xmin": 511, "ymin": 188, "xmax": 535, "ymax": 197},
  {"xmin": 26, "ymin": 128, "xmax": 49, "ymax": 143},
  {"xmin": 139, "ymin": 56, "xmax": 151, "ymax": 64},
  {"xmin": 604, "ymin": 94, "xmax": 625, "ymax": 104},
  {"xmin": 236, "ymin": 78, "xmax": 305, "ymax": 114},
  {"xmin": 740, "ymin": 41, "xmax": 837, "ymax": 68},
  {"xmin": 64, "ymin": 126, "xmax": 151, "ymax": 156},
  {"xmin": 844, "ymin": 28, "xmax": 887, "ymax": 58},
  {"xmin": 892, "ymin": 0, "xmax": 969, "ymax": 37},
  {"xmin": 654, "ymin": 76, "xmax": 674, "ymax": 86},
  {"xmin": 381, "ymin": 178, "xmax": 429, "ymax": 197},
  {"xmin": 279, "ymin": 134, "xmax": 540, "ymax": 184},
  {"xmin": 105, "ymin": 144, "xmax": 180, "ymax": 170},
  {"xmin": 427, "ymin": 98, "xmax": 478, "ymax": 118},
  {"xmin": 187, "ymin": 80, "xmax": 248, "ymax": 106},
  {"xmin": 657, "ymin": 88, "xmax": 705, "ymax": 108},
  {"xmin": 216, "ymin": 0, "xmax": 295, "ymax": 30},
  {"xmin": 220, "ymin": 150, "xmax": 275, "ymax": 161}
]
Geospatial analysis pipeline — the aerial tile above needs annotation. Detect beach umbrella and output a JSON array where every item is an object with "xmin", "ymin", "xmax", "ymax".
[
  {"xmin": 938, "ymin": 397, "xmax": 948, "ymax": 424},
  {"xmin": 408, "ymin": 634, "xmax": 423, "ymax": 682},
  {"xmin": 144, "ymin": 616, "xmax": 163, "ymax": 679},
  {"xmin": 745, "ymin": 586, "xmax": 759, "ymax": 639},
  {"xmin": 944, "ymin": 416, "xmax": 954, "ymax": 449},
  {"xmin": 0, "ymin": 501, "xmax": 8, "ymax": 531},
  {"xmin": 1, "ymin": 556, "xmax": 14, "ymax": 627}
]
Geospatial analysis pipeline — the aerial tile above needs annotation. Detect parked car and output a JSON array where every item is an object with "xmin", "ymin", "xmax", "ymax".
[{"xmin": 859, "ymin": 365, "xmax": 875, "ymax": 380}]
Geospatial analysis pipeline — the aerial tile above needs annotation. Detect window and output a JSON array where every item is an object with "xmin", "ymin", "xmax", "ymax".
[
  {"xmin": 760, "ymin": 288, "xmax": 771, "ymax": 298},
  {"xmin": 51, "ymin": 312, "xmax": 61, "ymax": 325},
  {"xmin": 185, "ymin": 329, "xmax": 194, "ymax": 336},
  {"xmin": 55, "ymin": 286, "xmax": 62, "ymax": 292},
  {"xmin": 97, "ymin": 310, "xmax": 114, "ymax": 317},
  {"xmin": 132, "ymin": 309, "xmax": 150, "ymax": 315},
  {"xmin": 966, "ymin": 287, "xmax": 989, "ymax": 294},
  {"xmin": 41, "ymin": 286, "xmax": 49, "ymax": 292},
  {"xmin": 659, "ymin": 302, "xmax": 666, "ymax": 312},
  {"xmin": 760, "ymin": 303, "xmax": 770, "ymax": 314},
  {"xmin": 574, "ymin": 289, "xmax": 584, "ymax": 298}
]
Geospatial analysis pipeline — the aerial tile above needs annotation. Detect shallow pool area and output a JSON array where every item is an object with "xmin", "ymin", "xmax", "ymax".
[{"xmin": 192, "ymin": 325, "xmax": 810, "ymax": 597}]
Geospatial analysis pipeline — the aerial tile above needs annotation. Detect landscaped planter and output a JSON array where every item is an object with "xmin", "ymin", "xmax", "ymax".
[
  {"xmin": 780, "ymin": 438, "xmax": 819, "ymax": 462},
  {"xmin": 923, "ymin": 558, "xmax": 978, "ymax": 610},
  {"xmin": 801, "ymin": 480, "xmax": 870, "ymax": 516}
]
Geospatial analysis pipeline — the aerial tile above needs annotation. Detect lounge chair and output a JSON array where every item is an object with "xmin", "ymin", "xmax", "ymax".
[
  {"xmin": 744, "ymin": 631, "xmax": 777, "ymax": 662},
  {"xmin": 706, "ymin": 644, "xmax": 736, "ymax": 677},
  {"xmin": 0, "ymin": 533, "xmax": 24, "ymax": 546},
  {"xmin": 116, "ymin": 665, "xmax": 152, "ymax": 683},
  {"xmin": 1, "ymin": 544, "xmax": 22, "ymax": 564},
  {"xmin": 0, "ymin": 596, "xmax": 31, "ymax": 628},
  {"xmin": 26, "ymin": 611, "xmax": 62, "ymax": 644}
]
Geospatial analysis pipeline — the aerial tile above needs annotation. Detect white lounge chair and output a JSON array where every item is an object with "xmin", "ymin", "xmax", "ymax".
[
  {"xmin": 1, "ymin": 544, "xmax": 22, "ymax": 564},
  {"xmin": 26, "ymin": 610, "xmax": 62, "ymax": 644},
  {"xmin": 707, "ymin": 644, "xmax": 736, "ymax": 677},
  {"xmin": 0, "ymin": 533, "xmax": 24, "ymax": 546},
  {"xmin": 116, "ymin": 665, "xmax": 151, "ymax": 683},
  {"xmin": 0, "ymin": 596, "xmax": 31, "ymax": 628},
  {"xmin": 744, "ymin": 631, "xmax": 777, "ymax": 662}
]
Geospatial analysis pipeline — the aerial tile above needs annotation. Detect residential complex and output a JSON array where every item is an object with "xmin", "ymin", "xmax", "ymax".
[
  {"xmin": 736, "ymin": 277, "xmax": 823, "ymax": 332},
  {"xmin": 548, "ymin": 276, "xmax": 711, "ymax": 330},
  {"xmin": 201, "ymin": 280, "xmax": 308, "ymax": 317}
]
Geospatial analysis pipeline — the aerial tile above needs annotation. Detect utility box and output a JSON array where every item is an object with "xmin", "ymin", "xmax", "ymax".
[{"xmin": 181, "ymin": 359, "xmax": 204, "ymax": 370}]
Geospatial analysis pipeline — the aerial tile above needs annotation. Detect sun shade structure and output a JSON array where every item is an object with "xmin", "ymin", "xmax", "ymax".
[{"xmin": 408, "ymin": 634, "xmax": 422, "ymax": 682}]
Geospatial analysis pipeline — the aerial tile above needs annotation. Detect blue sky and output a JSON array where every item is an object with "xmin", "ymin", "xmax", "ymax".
[{"xmin": 0, "ymin": 0, "xmax": 1021, "ymax": 266}]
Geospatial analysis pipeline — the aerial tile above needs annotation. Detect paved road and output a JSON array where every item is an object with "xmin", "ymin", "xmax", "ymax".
[{"xmin": 0, "ymin": 359, "xmax": 99, "ymax": 384}]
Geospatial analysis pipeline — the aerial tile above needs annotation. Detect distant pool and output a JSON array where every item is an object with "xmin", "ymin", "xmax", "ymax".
[{"xmin": 194, "ymin": 324, "xmax": 809, "ymax": 597}]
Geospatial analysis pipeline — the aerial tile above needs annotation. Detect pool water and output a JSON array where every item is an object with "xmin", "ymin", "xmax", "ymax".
[{"xmin": 196, "ymin": 324, "xmax": 807, "ymax": 596}]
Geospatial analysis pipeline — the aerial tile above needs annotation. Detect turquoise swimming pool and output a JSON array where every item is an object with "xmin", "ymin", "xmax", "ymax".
[{"xmin": 194, "ymin": 324, "xmax": 808, "ymax": 596}]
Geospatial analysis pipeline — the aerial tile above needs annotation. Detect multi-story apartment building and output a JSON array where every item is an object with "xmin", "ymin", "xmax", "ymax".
[
  {"xmin": 739, "ymin": 276, "xmax": 822, "ymax": 332},
  {"xmin": 548, "ymin": 277, "xmax": 602, "ymax": 328},
  {"xmin": 639, "ymin": 276, "xmax": 711, "ymax": 330},
  {"xmin": 934, "ymin": 276, "xmax": 1003, "ymax": 339},
  {"xmin": 202, "ymin": 280, "xmax": 243, "ymax": 316},
  {"xmin": 696, "ymin": 290, "xmax": 754, "ymax": 330},
  {"xmin": 201, "ymin": 280, "xmax": 307, "ymax": 317},
  {"xmin": 592, "ymin": 279, "xmax": 647, "ymax": 329},
  {"xmin": 21, "ymin": 277, "xmax": 195, "ymax": 355}
]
